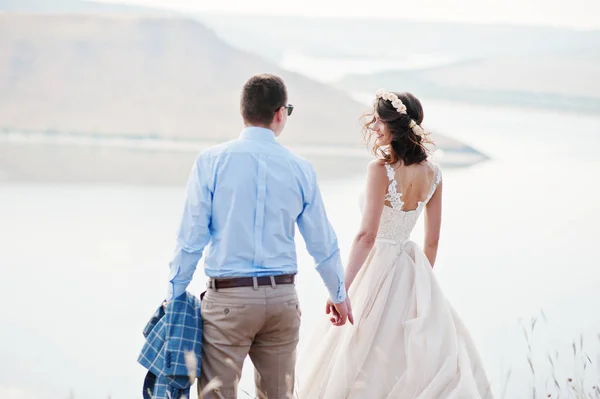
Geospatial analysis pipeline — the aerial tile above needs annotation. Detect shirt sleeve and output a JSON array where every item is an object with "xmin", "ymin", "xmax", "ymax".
[
  {"xmin": 296, "ymin": 166, "xmax": 347, "ymax": 304},
  {"xmin": 167, "ymin": 154, "xmax": 213, "ymax": 300}
]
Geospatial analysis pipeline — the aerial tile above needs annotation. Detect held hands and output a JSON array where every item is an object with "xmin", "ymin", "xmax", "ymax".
[{"xmin": 325, "ymin": 297, "xmax": 354, "ymax": 326}]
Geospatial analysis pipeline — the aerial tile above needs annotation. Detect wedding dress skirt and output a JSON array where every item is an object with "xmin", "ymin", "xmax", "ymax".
[{"xmin": 296, "ymin": 240, "xmax": 493, "ymax": 398}]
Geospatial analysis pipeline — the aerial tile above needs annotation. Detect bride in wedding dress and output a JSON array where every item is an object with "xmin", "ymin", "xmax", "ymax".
[{"xmin": 296, "ymin": 90, "xmax": 493, "ymax": 399}]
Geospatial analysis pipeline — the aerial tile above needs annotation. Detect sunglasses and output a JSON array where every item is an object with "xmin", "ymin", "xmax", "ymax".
[{"xmin": 277, "ymin": 104, "xmax": 294, "ymax": 116}]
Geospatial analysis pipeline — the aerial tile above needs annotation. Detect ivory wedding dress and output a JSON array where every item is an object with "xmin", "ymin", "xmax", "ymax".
[{"xmin": 296, "ymin": 163, "xmax": 493, "ymax": 399}]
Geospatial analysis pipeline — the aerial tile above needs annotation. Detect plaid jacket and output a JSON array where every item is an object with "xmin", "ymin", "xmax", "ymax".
[{"xmin": 138, "ymin": 292, "xmax": 202, "ymax": 399}]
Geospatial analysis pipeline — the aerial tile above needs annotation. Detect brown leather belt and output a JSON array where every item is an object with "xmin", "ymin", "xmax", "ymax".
[{"xmin": 207, "ymin": 274, "xmax": 296, "ymax": 290}]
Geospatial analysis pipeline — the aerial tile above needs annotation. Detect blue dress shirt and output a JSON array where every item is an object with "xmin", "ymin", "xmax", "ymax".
[{"xmin": 167, "ymin": 127, "xmax": 346, "ymax": 303}]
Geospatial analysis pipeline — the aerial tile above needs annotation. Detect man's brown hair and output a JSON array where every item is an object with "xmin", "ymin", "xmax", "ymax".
[{"xmin": 241, "ymin": 74, "xmax": 288, "ymax": 126}]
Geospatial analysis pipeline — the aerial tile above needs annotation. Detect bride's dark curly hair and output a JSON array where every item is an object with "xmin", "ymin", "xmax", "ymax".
[{"xmin": 362, "ymin": 91, "xmax": 433, "ymax": 166}]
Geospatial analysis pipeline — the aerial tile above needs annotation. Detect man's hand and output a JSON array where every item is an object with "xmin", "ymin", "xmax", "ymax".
[{"xmin": 325, "ymin": 297, "xmax": 354, "ymax": 326}]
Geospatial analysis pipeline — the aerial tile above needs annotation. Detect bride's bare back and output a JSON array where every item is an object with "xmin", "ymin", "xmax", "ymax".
[{"xmin": 384, "ymin": 161, "xmax": 440, "ymax": 212}]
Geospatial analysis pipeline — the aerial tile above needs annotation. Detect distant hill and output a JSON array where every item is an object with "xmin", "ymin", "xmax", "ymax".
[
  {"xmin": 4, "ymin": 2, "xmax": 595, "ymax": 115},
  {"xmin": 0, "ymin": 13, "xmax": 371, "ymax": 146},
  {"xmin": 198, "ymin": 14, "xmax": 600, "ymax": 113},
  {"xmin": 198, "ymin": 14, "xmax": 600, "ymax": 62},
  {"xmin": 335, "ymin": 56, "xmax": 600, "ymax": 114},
  {"xmin": 0, "ymin": 11, "xmax": 486, "ymax": 185}
]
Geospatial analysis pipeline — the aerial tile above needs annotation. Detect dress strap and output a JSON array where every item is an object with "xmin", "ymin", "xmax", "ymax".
[
  {"xmin": 384, "ymin": 164, "xmax": 395, "ymax": 182},
  {"xmin": 424, "ymin": 163, "xmax": 442, "ymax": 204},
  {"xmin": 384, "ymin": 164, "xmax": 403, "ymax": 210}
]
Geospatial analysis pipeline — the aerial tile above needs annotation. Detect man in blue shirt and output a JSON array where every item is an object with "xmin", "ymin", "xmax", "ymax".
[{"xmin": 167, "ymin": 73, "xmax": 352, "ymax": 398}]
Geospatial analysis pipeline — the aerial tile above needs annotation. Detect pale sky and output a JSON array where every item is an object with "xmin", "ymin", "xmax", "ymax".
[{"xmin": 98, "ymin": 0, "xmax": 600, "ymax": 29}]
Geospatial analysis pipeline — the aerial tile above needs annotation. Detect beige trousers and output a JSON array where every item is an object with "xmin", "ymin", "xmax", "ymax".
[{"xmin": 198, "ymin": 283, "xmax": 301, "ymax": 399}]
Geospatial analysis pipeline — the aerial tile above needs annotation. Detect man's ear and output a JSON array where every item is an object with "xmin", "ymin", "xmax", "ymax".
[{"xmin": 274, "ymin": 107, "xmax": 284, "ymax": 123}]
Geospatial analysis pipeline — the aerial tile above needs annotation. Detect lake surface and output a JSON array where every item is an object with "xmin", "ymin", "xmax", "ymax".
[{"xmin": 0, "ymin": 103, "xmax": 599, "ymax": 398}]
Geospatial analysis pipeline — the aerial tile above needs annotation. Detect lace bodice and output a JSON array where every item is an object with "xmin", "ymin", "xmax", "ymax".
[{"xmin": 363, "ymin": 163, "xmax": 442, "ymax": 245}]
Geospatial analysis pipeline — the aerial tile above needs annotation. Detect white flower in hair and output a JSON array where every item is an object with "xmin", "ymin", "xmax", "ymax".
[
  {"xmin": 375, "ymin": 89, "xmax": 407, "ymax": 114},
  {"xmin": 408, "ymin": 120, "xmax": 425, "ymax": 137}
]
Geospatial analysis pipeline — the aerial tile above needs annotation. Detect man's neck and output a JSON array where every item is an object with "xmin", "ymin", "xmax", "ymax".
[{"xmin": 244, "ymin": 123, "xmax": 279, "ymax": 136}]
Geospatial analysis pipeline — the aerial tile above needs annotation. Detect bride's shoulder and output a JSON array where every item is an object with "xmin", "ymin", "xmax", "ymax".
[
  {"xmin": 418, "ymin": 161, "xmax": 442, "ymax": 188},
  {"xmin": 366, "ymin": 159, "xmax": 390, "ymax": 184},
  {"xmin": 424, "ymin": 160, "xmax": 442, "ymax": 178},
  {"xmin": 367, "ymin": 159, "xmax": 388, "ymax": 174},
  {"xmin": 424, "ymin": 158, "xmax": 441, "ymax": 170}
]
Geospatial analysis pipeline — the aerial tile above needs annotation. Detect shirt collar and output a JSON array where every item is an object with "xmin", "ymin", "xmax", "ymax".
[{"xmin": 239, "ymin": 127, "xmax": 277, "ymax": 142}]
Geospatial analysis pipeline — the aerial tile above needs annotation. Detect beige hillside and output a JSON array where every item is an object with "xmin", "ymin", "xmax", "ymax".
[
  {"xmin": 0, "ymin": 13, "xmax": 478, "ymax": 184},
  {"xmin": 0, "ymin": 13, "xmax": 371, "ymax": 146}
]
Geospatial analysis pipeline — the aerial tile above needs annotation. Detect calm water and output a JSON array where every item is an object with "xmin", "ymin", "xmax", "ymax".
[
  {"xmin": 1, "ymin": 104, "xmax": 599, "ymax": 398},
  {"xmin": 280, "ymin": 50, "xmax": 461, "ymax": 83}
]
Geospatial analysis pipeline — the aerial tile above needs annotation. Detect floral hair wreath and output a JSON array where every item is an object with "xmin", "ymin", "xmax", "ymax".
[{"xmin": 375, "ymin": 89, "xmax": 427, "ymax": 138}]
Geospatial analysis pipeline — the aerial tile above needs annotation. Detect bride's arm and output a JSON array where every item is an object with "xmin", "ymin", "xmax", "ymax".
[
  {"xmin": 344, "ymin": 160, "xmax": 388, "ymax": 291},
  {"xmin": 424, "ymin": 180, "xmax": 442, "ymax": 267}
]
